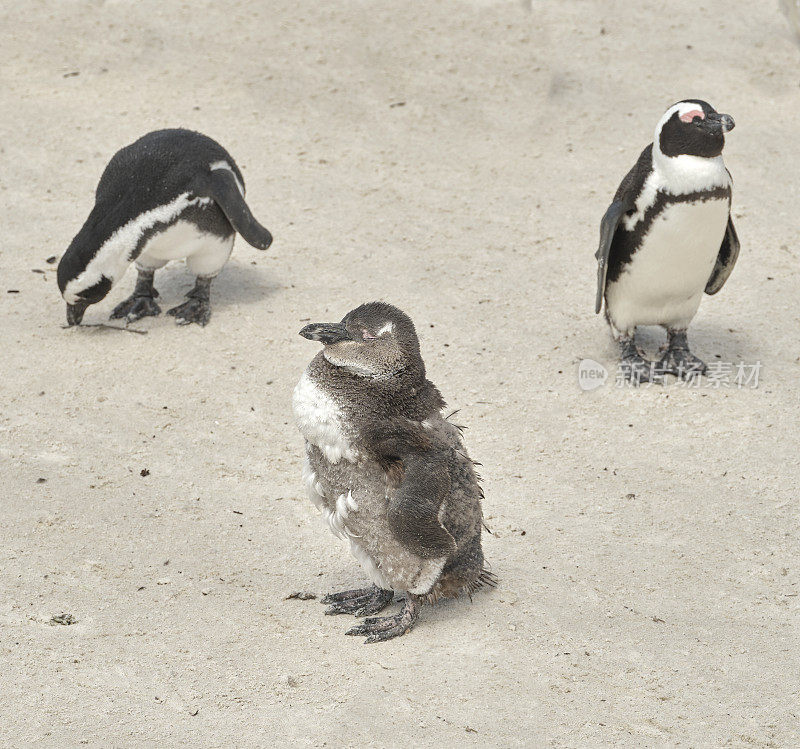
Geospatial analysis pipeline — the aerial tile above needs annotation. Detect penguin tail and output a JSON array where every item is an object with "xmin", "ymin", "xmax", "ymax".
[
  {"xmin": 200, "ymin": 169, "xmax": 273, "ymax": 250},
  {"xmin": 465, "ymin": 568, "xmax": 498, "ymax": 599}
]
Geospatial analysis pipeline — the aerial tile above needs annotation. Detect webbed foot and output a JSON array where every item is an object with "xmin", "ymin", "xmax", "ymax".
[
  {"xmin": 110, "ymin": 268, "xmax": 160, "ymax": 323},
  {"xmin": 322, "ymin": 585, "xmax": 394, "ymax": 617},
  {"xmin": 658, "ymin": 329, "xmax": 707, "ymax": 378},
  {"xmin": 167, "ymin": 277, "xmax": 212, "ymax": 326},
  {"xmin": 345, "ymin": 596, "xmax": 420, "ymax": 644},
  {"xmin": 110, "ymin": 293, "xmax": 161, "ymax": 323},
  {"xmin": 167, "ymin": 298, "xmax": 212, "ymax": 326},
  {"xmin": 619, "ymin": 337, "xmax": 663, "ymax": 385}
]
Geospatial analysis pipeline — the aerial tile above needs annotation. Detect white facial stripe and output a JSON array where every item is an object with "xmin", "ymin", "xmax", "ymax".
[
  {"xmin": 209, "ymin": 160, "xmax": 245, "ymax": 197},
  {"xmin": 376, "ymin": 322, "xmax": 394, "ymax": 336},
  {"xmin": 63, "ymin": 192, "xmax": 211, "ymax": 304}
]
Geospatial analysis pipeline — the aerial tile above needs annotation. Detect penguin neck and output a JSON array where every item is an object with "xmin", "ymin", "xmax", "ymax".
[
  {"xmin": 309, "ymin": 352, "xmax": 444, "ymax": 422},
  {"xmin": 651, "ymin": 146, "xmax": 729, "ymax": 197},
  {"xmin": 60, "ymin": 202, "xmax": 131, "ymax": 304}
]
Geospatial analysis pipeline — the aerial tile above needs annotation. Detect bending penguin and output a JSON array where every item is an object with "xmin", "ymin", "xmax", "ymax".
[
  {"xmin": 292, "ymin": 302, "xmax": 495, "ymax": 643},
  {"xmin": 595, "ymin": 99, "xmax": 740, "ymax": 382},
  {"xmin": 57, "ymin": 128, "xmax": 272, "ymax": 327}
]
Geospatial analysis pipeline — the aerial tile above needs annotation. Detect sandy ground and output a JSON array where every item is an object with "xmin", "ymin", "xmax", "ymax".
[{"xmin": 1, "ymin": 0, "xmax": 799, "ymax": 746}]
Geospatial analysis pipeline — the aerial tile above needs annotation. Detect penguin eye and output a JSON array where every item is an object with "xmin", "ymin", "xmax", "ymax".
[{"xmin": 362, "ymin": 329, "xmax": 377, "ymax": 340}]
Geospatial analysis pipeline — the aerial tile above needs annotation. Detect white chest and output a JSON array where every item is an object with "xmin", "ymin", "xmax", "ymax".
[
  {"xmin": 292, "ymin": 371, "xmax": 356, "ymax": 464},
  {"xmin": 628, "ymin": 198, "xmax": 729, "ymax": 299}
]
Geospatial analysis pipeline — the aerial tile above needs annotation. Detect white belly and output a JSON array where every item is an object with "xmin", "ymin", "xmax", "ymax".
[
  {"xmin": 136, "ymin": 220, "xmax": 233, "ymax": 277},
  {"xmin": 606, "ymin": 199, "xmax": 728, "ymax": 333}
]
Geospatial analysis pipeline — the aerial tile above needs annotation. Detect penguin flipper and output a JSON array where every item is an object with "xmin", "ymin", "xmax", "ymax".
[
  {"xmin": 595, "ymin": 199, "xmax": 627, "ymax": 314},
  {"xmin": 705, "ymin": 216, "xmax": 740, "ymax": 295},
  {"xmin": 197, "ymin": 169, "xmax": 273, "ymax": 250},
  {"xmin": 388, "ymin": 452, "xmax": 457, "ymax": 560},
  {"xmin": 361, "ymin": 421, "xmax": 457, "ymax": 560},
  {"xmin": 596, "ymin": 143, "xmax": 653, "ymax": 313}
]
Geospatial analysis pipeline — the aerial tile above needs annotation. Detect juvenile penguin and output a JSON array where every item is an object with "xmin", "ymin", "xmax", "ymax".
[
  {"xmin": 57, "ymin": 128, "xmax": 272, "ymax": 327},
  {"xmin": 595, "ymin": 100, "xmax": 739, "ymax": 382},
  {"xmin": 292, "ymin": 302, "xmax": 494, "ymax": 643}
]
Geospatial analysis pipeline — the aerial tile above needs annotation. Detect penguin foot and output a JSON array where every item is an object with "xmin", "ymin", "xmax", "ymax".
[
  {"xmin": 322, "ymin": 585, "xmax": 394, "ymax": 616},
  {"xmin": 345, "ymin": 596, "xmax": 420, "ymax": 644},
  {"xmin": 110, "ymin": 293, "xmax": 161, "ymax": 323},
  {"xmin": 619, "ymin": 354, "xmax": 663, "ymax": 385},
  {"xmin": 657, "ymin": 349, "xmax": 707, "ymax": 378},
  {"xmin": 167, "ymin": 298, "xmax": 211, "ymax": 327},
  {"xmin": 618, "ymin": 336, "xmax": 663, "ymax": 385},
  {"xmin": 658, "ymin": 330, "xmax": 706, "ymax": 378}
]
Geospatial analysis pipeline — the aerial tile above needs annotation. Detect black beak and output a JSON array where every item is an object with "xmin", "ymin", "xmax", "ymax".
[
  {"xmin": 704, "ymin": 112, "xmax": 735, "ymax": 134},
  {"xmin": 66, "ymin": 301, "xmax": 89, "ymax": 326},
  {"xmin": 299, "ymin": 322, "xmax": 352, "ymax": 344}
]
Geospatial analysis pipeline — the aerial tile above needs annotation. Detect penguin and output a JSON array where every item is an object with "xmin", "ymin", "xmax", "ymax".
[
  {"xmin": 57, "ymin": 128, "xmax": 272, "ymax": 327},
  {"xmin": 292, "ymin": 302, "xmax": 495, "ymax": 643},
  {"xmin": 595, "ymin": 100, "xmax": 740, "ymax": 382}
]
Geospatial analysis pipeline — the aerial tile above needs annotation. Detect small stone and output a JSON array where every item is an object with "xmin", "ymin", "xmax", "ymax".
[
  {"xmin": 157, "ymin": 578, "xmax": 171, "ymax": 585},
  {"xmin": 49, "ymin": 613, "xmax": 77, "ymax": 626}
]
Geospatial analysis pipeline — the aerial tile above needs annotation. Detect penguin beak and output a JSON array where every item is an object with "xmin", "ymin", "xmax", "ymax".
[
  {"xmin": 299, "ymin": 322, "xmax": 352, "ymax": 344},
  {"xmin": 66, "ymin": 301, "xmax": 89, "ymax": 326},
  {"xmin": 704, "ymin": 112, "xmax": 735, "ymax": 134}
]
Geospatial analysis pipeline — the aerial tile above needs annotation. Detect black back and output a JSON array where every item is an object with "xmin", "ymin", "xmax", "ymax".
[{"xmin": 58, "ymin": 129, "xmax": 245, "ymax": 291}]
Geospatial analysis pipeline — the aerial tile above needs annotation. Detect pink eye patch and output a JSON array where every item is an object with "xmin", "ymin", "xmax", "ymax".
[{"xmin": 680, "ymin": 109, "xmax": 705, "ymax": 123}]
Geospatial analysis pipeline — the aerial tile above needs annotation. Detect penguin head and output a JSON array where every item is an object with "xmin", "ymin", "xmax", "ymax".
[
  {"xmin": 57, "ymin": 219, "xmax": 125, "ymax": 325},
  {"xmin": 299, "ymin": 302, "xmax": 424, "ymax": 380},
  {"xmin": 57, "ymin": 259, "xmax": 113, "ymax": 326},
  {"xmin": 656, "ymin": 100, "xmax": 735, "ymax": 159}
]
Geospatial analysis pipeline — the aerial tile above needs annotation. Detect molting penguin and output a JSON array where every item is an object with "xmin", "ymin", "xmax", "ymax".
[
  {"xmin": 595, "ymin": 100, "xmax": 739, "ymax": 382},
  {"xmin": 57, "ymin": 129, "xmax": 272, "ymax": 327},
  {"xmin": 292, "ymin": 302, "xmax": 494, "ymax": 643}
]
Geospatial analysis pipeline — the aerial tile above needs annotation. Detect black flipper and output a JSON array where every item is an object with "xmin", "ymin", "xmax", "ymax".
[
  {"xmin": 595, "ymin": 144, "xmax": 652, "ymax": 314},
  {"xmin": 361, "ymin": 420, "xmax": 457, "ymax": 561},
  {"xmin": 595, "ymin": 200, "xmax": 628, "ymax": 314},
  {"xmin": 705, "ymin": 216, "xmax": 740, "ymax": 295},
  {"xmin": 388, "ymin": 451, "xmax": 457, "ymax": 560},
  {"xmin": 197, "ymin": 169, "xmax": 273, "ymax": 250}
]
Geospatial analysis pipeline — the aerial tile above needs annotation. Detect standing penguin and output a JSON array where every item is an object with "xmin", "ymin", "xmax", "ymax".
[
  {"xmin": 292, "ymin": 302, "xmax": 494, "ymax": 643},
  {"xmin": 595, "ymin": 100, "xmax": 739, "ymax": 382},
  {"xmin": 57, "ymin": 129, "xmax": 272, "ymax": 327}
]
